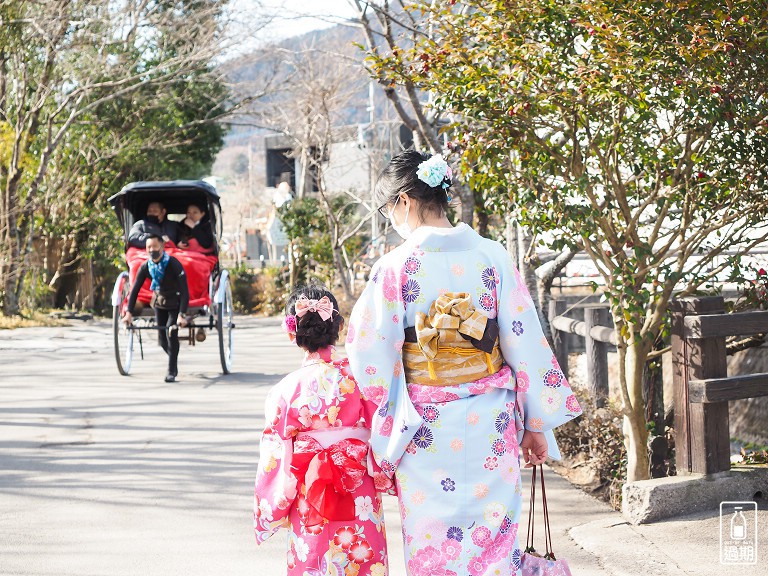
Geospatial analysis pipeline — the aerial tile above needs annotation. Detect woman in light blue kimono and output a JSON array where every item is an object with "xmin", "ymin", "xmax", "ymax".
[{"xmin": 346, "ymin": 150, "xmax": 583, "ymax": 576}]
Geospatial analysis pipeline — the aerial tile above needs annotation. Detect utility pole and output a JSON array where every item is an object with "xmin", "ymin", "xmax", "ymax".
[{"xmin": 368, "ymin": 80, "xmax": 377, "ymax": 245}]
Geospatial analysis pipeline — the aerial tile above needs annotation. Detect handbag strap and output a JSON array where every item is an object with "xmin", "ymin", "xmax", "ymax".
[
  {"xmin": 525, "ymin": 464, "xmax": 537, "ymax": 552},
  {"xmin": 540, "ymin": 465, "xmax": 556, "ymax": 559},
  {"xmin": 524, "ymin": 464, "xmax": 557, "ymax": 560}
]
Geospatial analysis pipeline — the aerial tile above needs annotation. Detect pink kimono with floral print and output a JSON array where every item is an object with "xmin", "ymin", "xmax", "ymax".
[{"xmin": 254, "ymin": 346, "xmax": 391, "ymax": 576}]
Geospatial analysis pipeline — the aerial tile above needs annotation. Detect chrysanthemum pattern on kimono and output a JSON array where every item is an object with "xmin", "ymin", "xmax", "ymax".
[
  {"xmin": 346, "ymin": 223, "xmax": 582, "ymax": 576},
  {"xmin": 254, "ymin": 346, "xmax": 392, "ymax": 576}
]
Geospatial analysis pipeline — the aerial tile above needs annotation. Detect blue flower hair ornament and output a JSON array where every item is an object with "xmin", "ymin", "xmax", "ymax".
[{"xmin": 416, "ymin": 154, "xmax": 453, "ymax": 193}]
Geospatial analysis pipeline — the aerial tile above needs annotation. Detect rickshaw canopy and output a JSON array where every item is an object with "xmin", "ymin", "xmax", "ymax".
[{"xmin": 108, "ymin": 180, "xmax": 222, "ymax": 250}]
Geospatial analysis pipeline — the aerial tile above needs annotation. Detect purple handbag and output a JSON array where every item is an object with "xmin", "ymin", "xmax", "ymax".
[{"xmin": 520, "ymin": 465, "xmax": 573, "ymax": 576}]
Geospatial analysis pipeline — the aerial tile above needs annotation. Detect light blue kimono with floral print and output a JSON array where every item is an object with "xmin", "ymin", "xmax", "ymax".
[{"xmin": 346, "ymin": 223, "xmax": 582, "ymax": 576}]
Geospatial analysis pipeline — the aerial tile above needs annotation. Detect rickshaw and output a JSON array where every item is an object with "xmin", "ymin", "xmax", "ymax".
[{"xmin": 108, "ymin": 180, "xmax": 234, "ymax": 376}]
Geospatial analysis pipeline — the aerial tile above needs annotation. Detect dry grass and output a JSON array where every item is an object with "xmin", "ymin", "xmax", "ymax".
[
  {"xmin": 0, "ymin": 311, "xmax": 70, "ymax": 330},
  {"xmin": 551, "ymin": 385, "xmax": 628, "ymax": 511}
]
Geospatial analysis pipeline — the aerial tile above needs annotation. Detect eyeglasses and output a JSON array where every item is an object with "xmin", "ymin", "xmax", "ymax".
[{"xmin": 377, "ymin": 197, "xmax": 399, "ymax": 219}]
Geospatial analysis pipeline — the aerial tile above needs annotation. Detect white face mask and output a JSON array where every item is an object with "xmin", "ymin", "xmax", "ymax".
[{"xmin": 387, "ymin": 197, "xmax": 412, "ymax": 239}]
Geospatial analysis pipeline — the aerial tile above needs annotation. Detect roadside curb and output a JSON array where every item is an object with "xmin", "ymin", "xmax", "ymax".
[
  {"xmin": 622, "ymin": 467, "xmax": 768, "ymax": 525},
  {"xmin": 569, "ymin": 516, "xmax": 689, "ymax": 576}
]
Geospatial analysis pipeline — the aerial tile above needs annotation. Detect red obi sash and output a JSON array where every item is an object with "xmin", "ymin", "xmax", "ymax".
[{"xmin": 291, "ymin": 435, "xmax": 368, "ymax": 527}]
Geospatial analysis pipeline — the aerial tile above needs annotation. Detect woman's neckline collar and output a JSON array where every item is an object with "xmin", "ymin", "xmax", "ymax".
[{"xmin": 402, "ymin": 222, "xmax": 480, "ymax": 251}]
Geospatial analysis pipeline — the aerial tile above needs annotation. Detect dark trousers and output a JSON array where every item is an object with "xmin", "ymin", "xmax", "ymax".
[{"xmin": 155, "ymin": 308, "xmax": 179, "ymax": 375}]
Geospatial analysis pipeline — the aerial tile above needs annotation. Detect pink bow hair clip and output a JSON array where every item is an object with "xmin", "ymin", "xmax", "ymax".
[{"xmin": 294, "ymin": 295, "xmax": 335, "ymax": 321}]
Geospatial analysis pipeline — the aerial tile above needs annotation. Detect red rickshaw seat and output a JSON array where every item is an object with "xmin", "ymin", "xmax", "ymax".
[{"xmin": 126, "ymin": 245, "xmax": 218, "ymax": 309}]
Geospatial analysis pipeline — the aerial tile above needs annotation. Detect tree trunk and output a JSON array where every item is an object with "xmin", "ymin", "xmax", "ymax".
[
  {"xmin": 505, "ymin": 219, "xmax": 518, "ymax": 265},
  {"xmin": 288, "ymin": 242, "xmax": 298, "ymax": 289},
  {"xmin": 622, "ymin": 340, "xmax": 652, "ymax": 482},
  {"xmin": 535, "ymin": 249, "xmax": 577, "ymax": 342},
  {"xmin": 2, "ymin": 176, "xmax": 22, "ymax": 316},
  {"xmin": 536, "ymin": 282, "xmax": 555, "ymax": 342},
  {"xmin": 297, "ymin": 149, "xmax": 308, "ymax": 199},
  {"xmin": 516, "ymin": 223, "xmax": 543, "ymax": 320},
  {"xmin": 643, "ymin": 357, "xmax": 665, "ymax": 436},
  {"xmin": 53, "ymin": 229, "xmax": 88, "ymax": 309},
  {"xmin": 455, "ymin": 183, "xmax": 474, "ymax": 227},
  {"xmin": 1, "ymin": 249, "xmax": 22, "ymax": 316},
  {"xmin": 54, "ymin": 255, "xmax": 81, "ymax": 309},
  {"xmin": 332, "ymin": 244, "xmax": 353, "ymax": 301},
  {"xmin": 473, "ymin": 189, "xmax": 491, "ymax": 235},
  {"xmin": 474, "ymin": 196, "xmax": 489, "ymax": 237}
]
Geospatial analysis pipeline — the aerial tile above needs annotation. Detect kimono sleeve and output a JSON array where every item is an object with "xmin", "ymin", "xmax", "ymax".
[
  {"xmin": 253, "ymin": 384, "xmax": 298, "ymax": 544},
  {"xmin": 494, "ymin": 248, "xmax": 583, "ymax": 448},
  {"xmin": 359, "ymin": 386, "xmax": 397, "ymax": 496},
  {"xmin": 346, "ymin": 261, "xmax": 422, "ymax": 476}
]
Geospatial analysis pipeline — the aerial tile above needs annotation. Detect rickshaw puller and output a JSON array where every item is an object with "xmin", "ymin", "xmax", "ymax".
[{"xmin": 122, "ymin": 234, "xmax": 189, "ymax": 382}]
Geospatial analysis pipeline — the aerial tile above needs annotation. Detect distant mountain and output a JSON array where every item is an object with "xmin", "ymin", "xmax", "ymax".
[
  {"xmin": 211, "ymin": 21, "xmax": 412, "ymax": 232},
  {"xmin": 220, "ymin": 23, "xmax": 397, "ymax": 145}
]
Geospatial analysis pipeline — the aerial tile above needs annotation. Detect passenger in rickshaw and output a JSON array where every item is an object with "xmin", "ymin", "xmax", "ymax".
[
  {"xmin": 177, "ymin": 203, "xmax": 214, "ymax": 254},
  {"xmin": 128, "ymin": 201, "xmax": 179, "ymax": 248},
  {"xmin": 122, "ymin": 234, "xmax": 189, "ymax": 382}
]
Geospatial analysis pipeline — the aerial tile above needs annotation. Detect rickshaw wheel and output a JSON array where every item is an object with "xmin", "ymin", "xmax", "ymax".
[
  {"xmin": 112, "ymin": 273, "xmax": 134, "ymax": 375},
  {"xmin": 217, "ymin": 275, "xmax": 233, "ymax": 374}
]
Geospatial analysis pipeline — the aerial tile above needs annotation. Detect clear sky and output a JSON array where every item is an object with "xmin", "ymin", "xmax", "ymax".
[{"xmin": 227, "ymin": 0, "xmax": 359, "ymax": 52}]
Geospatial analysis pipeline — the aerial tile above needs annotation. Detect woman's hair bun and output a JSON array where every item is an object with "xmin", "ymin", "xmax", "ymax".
[{"xmin": 374, "ymin": 149, "xmax": 453, "ymax": 219}]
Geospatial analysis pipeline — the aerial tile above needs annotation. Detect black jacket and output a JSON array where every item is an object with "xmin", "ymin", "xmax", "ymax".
[
  {"xmin": 128, "ymin": 218, "xmax": 179, "ymax": 248},
  {"xmin": 178, "ymin": 220, "xmax": 214, "ymax": 250},
  {"xmin": 127, "ymin": 256, "xmax": 189, "ymax": 314}
]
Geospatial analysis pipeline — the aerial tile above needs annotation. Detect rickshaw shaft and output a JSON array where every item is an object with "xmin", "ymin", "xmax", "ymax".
[{"xmin": 125, "ymin": 318, "xmax": 214, "ymax": 331}]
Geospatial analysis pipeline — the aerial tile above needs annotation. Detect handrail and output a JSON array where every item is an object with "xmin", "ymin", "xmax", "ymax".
[
  {"xmin": 547, "ymin": 302, "xmax": 614, "ymax": 409},
  {"xmin": 550, "ymin": 315, "xmax": 618, "ymax": 346},
  {"xmin": 683, "ymin": 310, "xmax": 768, "ymax": 339},
  {"xmin": 688, "ymin": 373, "xmax": 768, "ymax": 403}
]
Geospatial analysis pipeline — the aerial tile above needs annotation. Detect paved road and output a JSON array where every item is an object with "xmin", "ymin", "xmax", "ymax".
[
  {"xmin": 0, "ymin": 317, "xmax": 407, "ymax": 576},
  {"xmin": 10, "ymin": 317, "xmax": 758, "ymax": 576}
]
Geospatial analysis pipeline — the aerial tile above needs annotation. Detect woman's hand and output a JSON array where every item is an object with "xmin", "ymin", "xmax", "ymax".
[{"xmin": 520, "ymin": 430, "xmax": 548, "ymax": 468}]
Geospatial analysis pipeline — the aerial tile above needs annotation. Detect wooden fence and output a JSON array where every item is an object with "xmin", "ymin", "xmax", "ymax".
[
  {"xmin": 548, "ymin": 300, "xmax": 615, "ymax": 408},
  {"xmin": 671, "ymin": 296, "xmax": 768, "ymax": 474},
  {"xmin": 550, "ymin": 295, "xmax": 768, "ymax": 476}
]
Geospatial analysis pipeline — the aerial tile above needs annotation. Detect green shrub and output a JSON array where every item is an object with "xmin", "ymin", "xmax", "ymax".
[{"xmin": 229, "ymin": 263, "xmax": 288, "ymax": 316}]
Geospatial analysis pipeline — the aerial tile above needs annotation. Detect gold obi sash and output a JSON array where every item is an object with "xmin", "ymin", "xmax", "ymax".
[{"xmin": 402, "ymin": 292, "xmax": 503, "ymax": 386}]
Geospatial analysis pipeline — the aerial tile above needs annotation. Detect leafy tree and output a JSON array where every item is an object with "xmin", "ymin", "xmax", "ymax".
[
  {"xmin": 39, "ymin": 75, "xmax": 226, "ymax": 310},
  {"xmin": 0, "ymin": 0, "xmax": 228, "ymax": 315},
  {"xmin": 279, "ymin": 196, "xmax": 365, "ymax": 291},
  {"xmin": 352, "ymin": 0, "xmax": 478, "ymax": 226},
  {"xmin": 377, "ymin": 0, "xmax": 768, "ymax": 481},
  {"xmin": 357, "ymin": 0, "xmax": 577, "ymax": 333},
  {"xmin": 251, "ymin": 39, "xmax": 374, "ymax": 300}
]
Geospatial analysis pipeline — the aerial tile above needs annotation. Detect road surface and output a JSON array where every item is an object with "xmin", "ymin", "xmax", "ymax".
[{"xmin": 0, "ymin": 317, "xmax": 406, "ymax": 576}]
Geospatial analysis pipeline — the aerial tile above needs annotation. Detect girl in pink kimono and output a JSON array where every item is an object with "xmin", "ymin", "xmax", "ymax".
[{"xmin": 254, "ymin": 285, "xmax": 392, "ymax": 576}]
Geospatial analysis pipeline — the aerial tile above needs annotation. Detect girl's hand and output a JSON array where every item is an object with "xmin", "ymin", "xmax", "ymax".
[{"xmin": 520, "ymin": 430, "xmax": 548, "ymax": 468}]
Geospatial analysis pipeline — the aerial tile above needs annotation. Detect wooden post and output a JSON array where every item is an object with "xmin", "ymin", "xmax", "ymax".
[
  {"xmin": 548, "ymin": 299, "xmax": 569, "ymax": 379},
  {"xmin": 670, "ymin": 297, "xmax": 730, "ymax": 475},
  {"xmin": 584, "ymin": 306, "xmax": 609, "ymax": 408}
]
